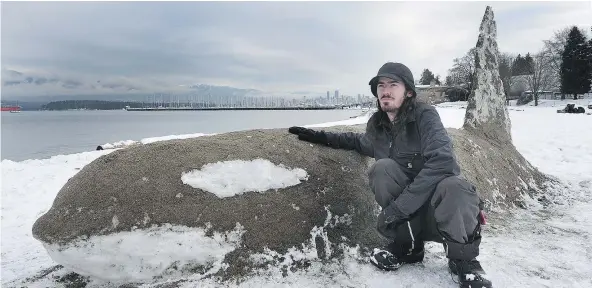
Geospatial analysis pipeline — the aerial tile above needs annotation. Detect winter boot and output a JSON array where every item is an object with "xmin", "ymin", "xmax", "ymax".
[
  {"xmin": 370, "ymin": 240, "xmax": 424, "ymax": 271},
  {"xmin": 444, "ymin": 229, "xmax": 493, "ymax": 288},
  {"xmin": 448, "ymin": 258, "xmax": 493, "ymax": 288}
]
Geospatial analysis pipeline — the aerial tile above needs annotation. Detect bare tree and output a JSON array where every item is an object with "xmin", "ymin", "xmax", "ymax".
[
  {"xmin": 498, "ymin": 52, "xmax": 515, "ymax": 104},
  {"xmin": 526, "ymin": 50, "xmax": 554, "ymax": 106},
  {"xmin": 448, "ymin": 48, "xmax": 476, "ymax": 93},
  {"xmin": 542, "ymin": 27, "xmax": 571, "ymax": 98}
]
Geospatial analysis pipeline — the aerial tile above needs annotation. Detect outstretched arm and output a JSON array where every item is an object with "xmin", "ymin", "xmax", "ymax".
[
  {"xmin": 288, "ymin": 127, "xmax": 374, "ymax": 157},
  {"xmin": 324, "ymin": 131, "xmax": 374, "ymax": 157}
]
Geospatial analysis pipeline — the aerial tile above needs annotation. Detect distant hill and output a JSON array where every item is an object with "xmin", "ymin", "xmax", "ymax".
[
  {"xmin": 40, "ymin": 100, "xmax": 144, "ymax": 111},
  {"xmin": 1, "ymin": 68, "xmax": 265, "ymax": 102}
]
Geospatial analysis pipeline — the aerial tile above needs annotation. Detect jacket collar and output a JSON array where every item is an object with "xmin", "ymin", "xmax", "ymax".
[{"xmin": 375, "ymin": 109, "xmax": 417, "ymax": 130}]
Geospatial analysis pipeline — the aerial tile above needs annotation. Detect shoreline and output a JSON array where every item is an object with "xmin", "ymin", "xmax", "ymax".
[{"xmin": 1, "ymin": 110, "xmax": 373, "ymax": 163}]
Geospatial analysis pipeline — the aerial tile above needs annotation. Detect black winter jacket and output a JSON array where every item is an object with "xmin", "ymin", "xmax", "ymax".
[{"xmin": 324, "ymin": 102, "xmax": 461, "ymax": 218}]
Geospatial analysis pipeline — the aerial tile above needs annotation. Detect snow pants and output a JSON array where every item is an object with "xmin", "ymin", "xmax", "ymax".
[{"xmin": 369, "ymin": 158, "xmax": 483, "ymax": 261}]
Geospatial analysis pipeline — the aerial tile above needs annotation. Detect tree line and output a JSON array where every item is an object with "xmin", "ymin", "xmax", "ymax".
[
  {"xmin": 41, "ymin": 100, "xmax": 144, "ymax": 110},
  {"xmin": 420, "ymin": 26, "xmax": 592, "ymax": 105}
]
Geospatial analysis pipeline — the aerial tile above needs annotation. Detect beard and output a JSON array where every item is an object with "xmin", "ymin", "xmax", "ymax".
[
  {"xmin": 380, "ymin": 103, "xmax": 398, "ymax": 113},
  {"xmin": 379, "ymin": 97, "xmax": 399, "ymax": 113}
]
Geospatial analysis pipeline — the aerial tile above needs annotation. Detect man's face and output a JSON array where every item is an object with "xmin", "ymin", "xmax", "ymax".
[{"xmin": 377, "ymin": 76, "xmax": 409, "ymax": 112}]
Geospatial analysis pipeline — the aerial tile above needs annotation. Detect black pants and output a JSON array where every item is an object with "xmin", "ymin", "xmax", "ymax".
[{"xmin": 368, "ymin": 158, "xmax": 483, "ymax": 260}]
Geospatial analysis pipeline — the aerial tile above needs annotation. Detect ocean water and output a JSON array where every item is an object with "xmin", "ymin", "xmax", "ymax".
[{"xmin": 1, "ymin": 109, "xmax": 364, "ymax": 162}]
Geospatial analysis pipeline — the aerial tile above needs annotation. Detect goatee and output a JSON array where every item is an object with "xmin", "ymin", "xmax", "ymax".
[{"xmin": 381, "ymin": 104, "xmax": 398, "ymax": 113}]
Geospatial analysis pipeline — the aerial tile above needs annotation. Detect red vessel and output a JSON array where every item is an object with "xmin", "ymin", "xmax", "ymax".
[{"xmin": 1, "ymin": 105, "xmax": 21, "ymax": 112}]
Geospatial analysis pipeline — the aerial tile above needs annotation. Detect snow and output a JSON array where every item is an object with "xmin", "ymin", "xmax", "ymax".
[
  {"xmin": 99, "ymin": 133, "xmax": 214, "ymax": 150},
  {"xmin": 304, "ymin": 109, "xmax": 374, "ymax": 128},
  {"xmin": 42, "ymin": 223, "xmax": 245, "ymax": 283},
  {"xmin": 99, "ymin": 140, "xmax": 137, "ymax": 149},
  {"xmin": 181, "ymin": 158, "xmax": 309, "ymax": 198},
  {"xmin": 2, "ymin": 103, "xmax": 592, "ymax": 287},
  {"xmin": 140, "ymin": 133, "xmax": 212, "ymax": 144},
  {"xmin": 1, "ymin": 151, "xmax": 113, "ymax": 283},
  {"xmin": 514, "ymin": 98, "xmax": 591, "ymax": 108},
  {"xmin": 509, "ymin": 107, "xmax": 592, "ymax": 183}
]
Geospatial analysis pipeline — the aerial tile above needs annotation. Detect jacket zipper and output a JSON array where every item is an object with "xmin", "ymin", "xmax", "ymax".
[
  {"xmin": 387, "ymin": 123, "xmax": 394, "ymax": 159},
  {"xmin": 408, "ymin": 153, "xmax": 417, "ymax": 169},
  {"xmin": 388, "ymin": 133, "xmax": 394, "ymax": 158}
]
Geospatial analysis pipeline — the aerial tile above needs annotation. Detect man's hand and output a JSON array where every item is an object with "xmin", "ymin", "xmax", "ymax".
[
  {"xmin": 288, "ymin": 126, "xmax": 328, "ymax": 145},
  {"xmin": 376, "ymin": 202, "xmax": 407, "ymax": 238}
]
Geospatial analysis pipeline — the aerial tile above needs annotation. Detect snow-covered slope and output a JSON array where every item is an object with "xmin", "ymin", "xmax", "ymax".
[{"xmin": 2, "ymin": 105, "xmax": 591, "ymax": 287}]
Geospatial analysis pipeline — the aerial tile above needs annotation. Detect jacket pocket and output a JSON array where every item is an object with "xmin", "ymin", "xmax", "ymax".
[{"xmin": 395, "ymin": 151, "xmax": 424, "ymax": 171}]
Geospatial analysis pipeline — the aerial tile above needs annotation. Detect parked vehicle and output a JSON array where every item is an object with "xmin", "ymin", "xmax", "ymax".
[{"xmin": 557, "ymin": 103, "xmax": 586, "ymax": 114}]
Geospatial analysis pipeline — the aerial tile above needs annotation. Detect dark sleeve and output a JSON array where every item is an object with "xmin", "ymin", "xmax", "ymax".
[
  {"xmin": 323, "ymin": 131, "xmax": 374, "ymax": 158},
  {"xmin": 392, "ymin": 106, "xmax": 460, "ymax": 217}
]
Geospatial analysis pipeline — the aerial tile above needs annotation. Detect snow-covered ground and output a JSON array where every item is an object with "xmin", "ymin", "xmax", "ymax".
[
  {"xmin": 2, "ymin": 104, "xmax": 591, "ymax": 287},
  {"xmin": 515, "ymin": 98, "xmax": 591, "ymax": 108},
  {"xmin": 439, "ymin": 98, "xmax": 592, "ymax": 109}
]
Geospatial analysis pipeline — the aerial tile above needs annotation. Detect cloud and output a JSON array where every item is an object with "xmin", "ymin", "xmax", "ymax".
[{"xmin": 2, "ymin": 1, "xmax": 590, "ymax": 98}]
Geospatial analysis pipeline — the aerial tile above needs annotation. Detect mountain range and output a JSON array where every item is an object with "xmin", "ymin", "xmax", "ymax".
[{"xmin": 1, "ymin": 68, "xmax": 267, "ymax": 104}]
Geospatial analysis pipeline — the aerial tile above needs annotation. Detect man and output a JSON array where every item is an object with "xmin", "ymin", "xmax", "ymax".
[{"xmin": 288, "ymin": 62, "xmax": 492, "ymax": 288}]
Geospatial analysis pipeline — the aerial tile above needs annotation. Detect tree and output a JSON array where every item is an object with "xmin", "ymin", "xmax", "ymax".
[
  {"xmin": 524, "ymin": 53, "xmax": 535, "ymax": 74},
  {"xmin": 526, "ymin": 50, "xmax": 555, "ymax": 106},
  {"xmin": 543, "ymin": 27, "xmax": 571, "ymax": 98},
  {"xmin": 448, "ymin": 47, "xmax": 476, "ymax": 94},
  {"xmin": 434, "ymin": 75, "xmax": 441, "ymax": 85},
  {"xmin": 445, "ymin": 75, "xmax": 453, "ymax": 86},
  {"xmin": 511, "ymin": 54, "xmax": 523, "ymax": 76},
  {"xmin": 512, "ymin": 53, "xmax": 535, "ymax": 76},
  {"xmin": 419, "ymin": 69, "xmax": 435, "ymax": 85},
  {"xmin": 588, "ymin": 27, "xmax": 592, "ymax": 87},
  {"xmin": 561, "ymin": 26, "xmax": 592, "ymax": 100},
  {"xmin": 498, "ymin": 52, "xmax": 515, "ymax": 101}
]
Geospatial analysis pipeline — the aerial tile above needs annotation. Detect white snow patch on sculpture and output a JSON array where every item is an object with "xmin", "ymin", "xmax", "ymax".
[{"xmin": 181, "ymin": 158, "xmax": 309, "ymax": 198}]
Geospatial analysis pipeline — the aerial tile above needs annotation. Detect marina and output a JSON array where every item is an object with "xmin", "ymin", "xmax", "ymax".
[{"xmin": 124, "ymin": 106, "xmax": 346, "ymax": 111}]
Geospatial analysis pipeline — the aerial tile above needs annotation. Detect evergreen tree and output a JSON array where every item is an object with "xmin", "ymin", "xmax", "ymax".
[
  {"xmin": 524, "ymin": 53, "xmax": 534, "ymax": 74},
  {"xmin": 511, "ymin": 53, "xmax": 535, "ymax": 76},
  {"xmin": 434, "ymin": 75, "xmax": 441, "ymax": 85},
  {"xmin": 419, "ymin": 69, "xmax": 435, "ymax": 85},
  {"xmin": 561, "ymin": 26, "xmax": 592, "ymax": 100},
  {"xmin": 512, "ymin": 54, "xmax": 524, "ymax": 76}
]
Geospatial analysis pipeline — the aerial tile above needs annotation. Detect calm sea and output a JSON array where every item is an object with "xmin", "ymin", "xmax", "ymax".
[{"xmin": 1, "ymin": 109, "xmax": 363, "ymax": 162}]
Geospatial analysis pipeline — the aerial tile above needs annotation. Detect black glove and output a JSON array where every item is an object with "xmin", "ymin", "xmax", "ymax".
[
  {"xmin": 288, "ymin": 126, "xmax": 328, "ymax": 145},
  {"xmin": 377, "ymin": 202, "xmax": 407, "ymax": 238}
]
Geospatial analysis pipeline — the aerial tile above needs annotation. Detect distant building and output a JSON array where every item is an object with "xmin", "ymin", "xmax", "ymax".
[
  {"xmin": 334, "ymin": 90, "xmax": 339, "ymax": 100},
  {"xmin": 521, "ymin": 90, "xmax": 561, "ymax": 100},
  {"xmin": 415, "ymin": 85, "xmax": 449, "ymax": 104},
  {"xmin": 326, "ymin": 91, "xmax": 330, "ymax": 99}
]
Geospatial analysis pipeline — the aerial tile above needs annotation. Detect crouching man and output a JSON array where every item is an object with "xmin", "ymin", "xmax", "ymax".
[{"xmin": 288, "ymin": 62, "xmax": 492, "ymax": 288}]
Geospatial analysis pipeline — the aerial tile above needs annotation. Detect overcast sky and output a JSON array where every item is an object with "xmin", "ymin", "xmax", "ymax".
[{"xmin": 2, "ymin": 1, "xmax": 591, "ymax": 98}]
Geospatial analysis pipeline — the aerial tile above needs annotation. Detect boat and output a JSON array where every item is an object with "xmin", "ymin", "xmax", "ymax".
[{"xmin": 1, "ymin": 105, "xmax": 21, "ymax": 112}]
